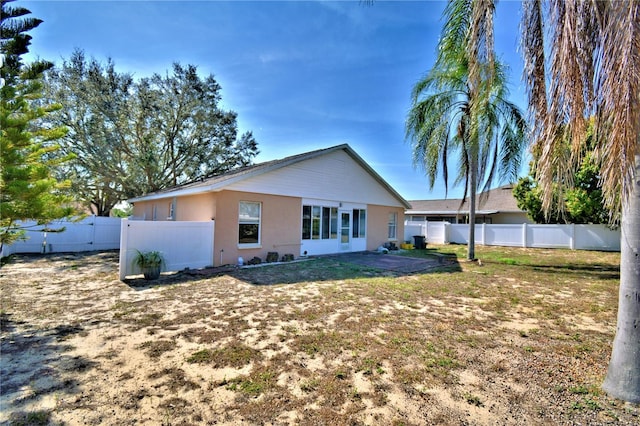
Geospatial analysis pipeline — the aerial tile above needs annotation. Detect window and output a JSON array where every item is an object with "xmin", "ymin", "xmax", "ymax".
[
  {"xmin": 312, "ymin": 206, "xmax": 321, "ymax": 239},
  {"xmin": 168, "ymin": 201, "xmax": 175, "ymax": 220},
  {"xmin": 302, "ymin": 205, "xmax": 338, "ymax": 240},
  {"xmin": 388, "ymin": 212, "xmax": 397, "ymax": 239},
  {"xmin": 427, "ymin": 216, "xmax": 455, "ymax": 223},
  {"xmin": 239, "ymin": 201, "xmax": 261, "ymax": 245},
  {"xmin": 330, "ymin": 208, "xmax": 338, "ymax": 238},
  {"xmin": 352, "ymin": 209, "xmax": 366, "ymax": 238},
  {"xmin": 322, "ymin": 207, "xmax": 330, "ymax": 239},
  {"xmin": 302, "ymin": 206, "xmax": 311, "ymax": 240}
]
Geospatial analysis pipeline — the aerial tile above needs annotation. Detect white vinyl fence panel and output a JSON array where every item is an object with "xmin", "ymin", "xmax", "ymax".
[
  {"xmin": 119, "ymin": 219, "xmax": 215, "ymax": 280},
  {"xmin": 527, "ymin": 224, "xmax": 573, "ymax": 248},
  {"xmin": 574, "ymin": 225, "xmax": 621, "ymax": 251},
  {"xmin": 483, "ymin": 224, "xmax": 523, "ymax": 247},
  {"xmin": 0, "ymin": 216, "xmax": 121, "ymax": 257},
  {"xmin": 427, "ymin": 222, "xmax": 447, "ymax": 244},
  {"xmin": 403, "ymin": 222, "xmax": 448, "ymax": 245},
  {"xmin": 449, "ymin": 224, "xmax": 470, "ymax": 244},
  {"xmin": 403, "ymin": 221, "xmax": 620, "ymax": 251},
  {"xmin": 404, "ymin": 223, "xmax": 426, "ymax": 243}
]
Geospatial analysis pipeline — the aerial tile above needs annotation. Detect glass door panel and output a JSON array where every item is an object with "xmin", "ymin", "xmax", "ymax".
[{"xmin": 340, "ymin": 212, "xmax": 350, "ymax": 250}]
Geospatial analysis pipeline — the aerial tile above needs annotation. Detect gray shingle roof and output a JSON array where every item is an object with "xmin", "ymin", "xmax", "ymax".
[{"xmin": 406, "ymin": 185, "xmax": 522, "ymax": 214}]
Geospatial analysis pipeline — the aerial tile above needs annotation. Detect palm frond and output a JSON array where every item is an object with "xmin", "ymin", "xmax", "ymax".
[
  {"xmin": 521, "ymin": 0, "xmax": 548, "ymax": 149},
  {"xmin": 595, "ymin": 0, "xmax": 640, "ymax": 215},
  {"xmin": 468, "ymin": 0, "xmax": 496, "ymax": 86},
  {"xmin": 524, "ymin": 0, "xmax": 638, "ymax": 221},
  {"xmin": 438, "ymin": 0, "xmax": 472, "ymax": 65},
  {"xmin": 532, "ymin": 0, "xmax": 600, "ymax": 214}
]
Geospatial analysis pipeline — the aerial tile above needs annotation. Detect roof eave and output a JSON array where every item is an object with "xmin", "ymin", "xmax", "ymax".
[{"xmin": 129, "ymin": 184, "xmax": 217, "ymax": 203}]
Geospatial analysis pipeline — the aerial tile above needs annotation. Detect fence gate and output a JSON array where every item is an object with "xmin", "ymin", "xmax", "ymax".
[{"xmin": 0, "ymin": 216, "xmax": 122, "ymax": 257}]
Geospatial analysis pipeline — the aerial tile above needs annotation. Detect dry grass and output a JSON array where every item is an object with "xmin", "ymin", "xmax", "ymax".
[{"xmin": 1, "ymin": 246, "xmax": 638, "ymax": 425}]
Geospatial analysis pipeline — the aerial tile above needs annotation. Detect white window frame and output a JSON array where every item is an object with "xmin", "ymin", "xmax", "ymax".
[
  {"xmin": 167, "ymin": 200, "xmax": 175, "ymax": 220},
  {"xmin": 352, "ymin": 208, "xmax": 366, "ymax": 238},
  {"xmin": 388, "ymin": 212, "xmax": 398, "ymax": 240},
  {"xmin": 238, "ymin": 201, "xmax": 261, "ymax": 248},
  {"xmin": 302, "ymin": 204, "xmax": 338, "ymax": 240}
]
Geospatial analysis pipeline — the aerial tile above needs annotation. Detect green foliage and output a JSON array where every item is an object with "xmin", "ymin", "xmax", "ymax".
[
  {"xmin": 513, "ymin": 139, "xmax": 609, "ymax": 224},
  {"xmin": 186, "ymin": 344, "xmax": 261, "ymax": 368},
  {"xmin": 133, "ymin": 250, "xmax": 164, "ymax": 268},
  {"xmin": 0, "ymin": 0, "xmax": 75, "ymax": 249},
  {"xmin": 513, "ymin": 176, "xmax": 560, "ymax": 223},
  {"xmin": 8, "ymin": 410, "xmax": 51, "ymax": 426},
  {"xmin": 564, "ymin": 154, "xmax": 608, "ymax": 223},
  {"xmin": 110, "ymin": 204, "xmax": 133, "ymax": 218},
  {"xmin": 186, "ymin": 349, "xmax": 214, "ymax": 364},
  {"xmin": 465, "ymin": 393, "xmax": 484, "ymax": 407},
  {"xmin": 225, "ymin": 368, "xmax": 276, "ymax": 396},
  {"xmin": 138, "ymin": 339, "xmax": 176, "ymax": 358},
  {"xmin": 44, "ymin": 50, "xmax": 259, "ymax": 216}
]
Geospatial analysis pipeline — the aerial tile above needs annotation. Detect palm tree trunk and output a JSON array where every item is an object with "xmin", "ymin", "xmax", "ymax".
[
  {"xmin": 602, "ymin": 150, "xmax": 640, "ymax": 403},
  {"xmin": 468, "ymin": 159, "xmax": 477, "ymax": 261}
]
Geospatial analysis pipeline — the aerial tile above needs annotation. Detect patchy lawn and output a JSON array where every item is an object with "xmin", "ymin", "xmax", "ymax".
[{"xmin": 0, "ymin": 246, "xmax": 637, "ymax": 425}]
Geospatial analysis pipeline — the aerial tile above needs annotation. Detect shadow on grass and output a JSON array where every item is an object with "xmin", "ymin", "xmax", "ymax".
[
  {"xmin": 233, "ymin": 253, "xmax": 462, "ymax": 286},
  {"xmin": 471, "ymin": 253, "xmax": 620, "ymax": 280},
  {"xmin": 0, "ymin": 312, "xmax": 97, "ymax": 423},
  {"xmin": 510, "ymin": 262, "xmax": 619, "ymax": 281},
  {"xmin": 2, "ymin": 250, "xmax": 120, "ymax": 271},
  {"xmin": 399, "ymin": 245, "xmax": 620, "ymax": 281},
  {"xmin": 122, "ymin": 264, "xmax": 238, "ymax": 290},
  {"xmin": 122, "ymin": 252, "xmax": 462, "ymax": 289}
]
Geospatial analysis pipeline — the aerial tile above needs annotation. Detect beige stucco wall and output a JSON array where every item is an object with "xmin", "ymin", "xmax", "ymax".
[
  {"xmin": 131, "ymin": 199, "xmax": 148, "ymax": 219},
  {"xmin": 132, "ymin": 191, "xmax": 406, "ymax": 265},
  {"xmin": 491, "ymin": 212, "xmax": 532, "ymax": 224},
  {"xmin": 132, "ymin": 193, "xmax": 216, "ymax": 221},
  {"xmin": 175, "ymin": 193, "xmax": 216, "ymax": 221},
  {"xmin": 213, "ymin": 190, "xmax": 302, "ymax": 266},
  {"xmin": 132, "ymin": 198, "xmax": 172, "ymax": 221},
  {"xmin": 366, "ymin": 205, "xmax": 405, "ymax": 250}
]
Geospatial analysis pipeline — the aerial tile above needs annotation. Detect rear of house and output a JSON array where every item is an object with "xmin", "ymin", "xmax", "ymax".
[{"xmin": 129, "ymin": 144, "xmax": 409, "ymax": 266}]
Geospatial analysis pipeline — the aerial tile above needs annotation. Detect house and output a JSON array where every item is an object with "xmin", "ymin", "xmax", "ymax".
[
  {"xmin": 129, "ymin": 144, "xmax": 410, "ymax": 266},
  {"xmin": 405, "ymin": 184, "xmax": 531, "ymax": 224}
]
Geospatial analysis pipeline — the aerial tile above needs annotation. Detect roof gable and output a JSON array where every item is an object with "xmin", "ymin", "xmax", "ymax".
[{"xmin": 129, "ymin": 144, "xmax": 411, "ymax": 208}]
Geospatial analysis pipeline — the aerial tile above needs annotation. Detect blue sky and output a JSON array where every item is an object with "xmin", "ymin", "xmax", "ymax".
[{"xmin": 24, "ymin": 0, "xmax": 527, "ymax": 201}]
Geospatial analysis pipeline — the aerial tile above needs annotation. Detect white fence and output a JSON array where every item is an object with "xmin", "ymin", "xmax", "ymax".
[
  {"xmin": 119, "ymin": 219, "xmax": 215, "ymax": 280},
  {"xmin": 404, "ymin": 221, "xmax": 620, "ymax": 251},
  {"xmin": 0, "ymin": 216, "xmax": 122, "ymax": 257}
]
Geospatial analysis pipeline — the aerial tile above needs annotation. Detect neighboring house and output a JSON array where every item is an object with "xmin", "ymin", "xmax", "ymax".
[
  {"xmin": 129, "ymin": 144, "xmax": 410, "ymax": 266},
  {"xmin": 406, "ymin": 184, "xmax": 531, "ymax": 224}
]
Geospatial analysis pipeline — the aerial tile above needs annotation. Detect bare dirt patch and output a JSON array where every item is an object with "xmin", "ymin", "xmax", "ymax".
[{"xmin": 1, "ymin": 248, "xmax": 638, "ymax": 425}]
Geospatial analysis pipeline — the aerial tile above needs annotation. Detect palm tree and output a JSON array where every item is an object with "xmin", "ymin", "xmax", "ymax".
[
  {"xmin": 521, "ymin": 0, "xmax": 639, "ymax": 402},
  {"xmin": 406, "ymin": 0, "xmax": 527, "ymax": 261}
]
